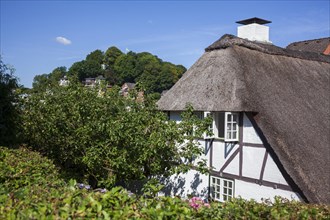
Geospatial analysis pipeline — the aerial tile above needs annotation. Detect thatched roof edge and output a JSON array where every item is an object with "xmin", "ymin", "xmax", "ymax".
[{"xmin": 206, "ymin": 34, "xmax": 330, "ymax": 63}]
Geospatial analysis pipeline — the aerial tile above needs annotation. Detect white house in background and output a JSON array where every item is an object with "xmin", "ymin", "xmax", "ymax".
[
  {"xmin": 59, "ymin": 76, "xmax": 69, "ymax": 86},
  {"xmin": 157, "ymin": 18, "xmax": 330, "ymax": 204}
]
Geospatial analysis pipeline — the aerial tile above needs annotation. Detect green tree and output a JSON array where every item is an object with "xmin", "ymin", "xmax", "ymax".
[
  {"xmin": 32, "ymin": 73, "xmax": 51, "ymax": 92},
  {"xmin": 21, "ymin": 82, "xmax": 209, "ymax": 187},
  {"xmin": 86, "ymin": 49, "xmax": 104, "ymax": 64},
  {"xmin": 103, "ymin": 46, "xmax": 123, "ymax": 84},
  {"xmin": 32, "ymin": 67, "xmax": 67, "ymax": 93},
  {"xmin": 104, "ymin": 46, "xmax": 123, "ymax": 69},
  {"xmin": 49, "ymin": 66, "xmax": 67, "ymax": 83},
  {"xmin": 68, "ymin": 60, "xmax": 104, "ymax": 81},
  {"xmin": 114, "ymin": 52, "xmax": 138, "ymax": 84},
  {"xmin": 0, "ymin": 58, "xmax": 20, "ymax": 146}
]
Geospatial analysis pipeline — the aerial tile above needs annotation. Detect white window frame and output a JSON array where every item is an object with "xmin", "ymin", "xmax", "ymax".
[
  {"xmin": 203, "ymin": 112, "xmax": 239, "ymax": 141},
  {"xmin": 210, "ymin": 176, "xmax": 234, "ymax": 202},
  {"xmin": 224, "ymin": 112, "xmax": 239, "ymax": 142}
]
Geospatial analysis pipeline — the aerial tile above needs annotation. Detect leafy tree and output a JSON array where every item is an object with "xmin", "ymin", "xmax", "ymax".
[
  {"xmin": 104, "ymin": 47, "xmax": 124, "ymax": 84},
  {"xmin": 114, "ymin": 52, "xmax": 138, "ymax": 84},
  {"xmin": 31, "ymin": 46, "xmax": 186, "ymax": 95},
  {"xmin": 68, "ymin": 60, "xmax": 104, "ymax": 81},
  {"xmin": 32, "ymin": 67, "xmax": 67, "ymax": 93},
  {"xmin": 32, "ymin": 73, "xmax": 51, "ymax": 92},
  {"xmin": 0, "ymin": 58, "xmax": 20, "ymax": 146},
  {"xmin": 49, "ymin": 66, "xmax": 67, "ymax": 83},
  {"xmin": 86, "ymin": 49, "xmax": 104, "ymax": 64},
  {"xmin": 21, "ymin": 82, "xmax": 209, "ymax": 187},
  {"xmin": 104, "ymin": 46, "xmax": 123, "ymax": 69}
]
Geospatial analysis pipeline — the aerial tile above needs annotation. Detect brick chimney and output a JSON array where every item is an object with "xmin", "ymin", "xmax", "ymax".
[{"xmin": 236, "ymin": 17, "xmax": 272, "ymax": 43}]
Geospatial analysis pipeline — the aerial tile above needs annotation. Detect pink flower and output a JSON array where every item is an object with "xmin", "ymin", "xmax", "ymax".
[{"xmin": 189, "ymin": 197, "xmax": 209, "ymax": 210}]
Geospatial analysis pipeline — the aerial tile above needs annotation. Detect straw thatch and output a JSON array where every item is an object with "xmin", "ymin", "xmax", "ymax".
[
  {"xmin": 157, "ymin": 34, "xmax": 330, "ymax": 203},
  {"xmin": 287, "ymin": 37, "xmax": 330, "ymax": 55}
]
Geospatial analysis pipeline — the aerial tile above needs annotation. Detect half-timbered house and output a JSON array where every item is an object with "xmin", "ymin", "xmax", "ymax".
[{"xmin": 157, "ymin": 18, "xmax": 330, "ymax": 204}]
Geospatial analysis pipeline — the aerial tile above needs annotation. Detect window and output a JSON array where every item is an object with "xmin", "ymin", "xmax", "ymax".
[
  {"xmin": 204, "ymin": 112, "xmax": 239, "ymax": 141},
  {"xmin": 224, "ymin": 112, "xmax": 239, "ymax": 141},
  {"xmin": 211, "ymin": 176, "xmax": 234, "ymax": 202}
]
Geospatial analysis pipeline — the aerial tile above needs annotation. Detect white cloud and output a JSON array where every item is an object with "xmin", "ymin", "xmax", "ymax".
[{"xmin": 55, "ymin": 36, "xmax": 72, "ymax": 45}]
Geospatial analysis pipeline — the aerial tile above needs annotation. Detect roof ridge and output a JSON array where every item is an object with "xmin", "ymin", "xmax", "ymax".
[
  {"xmin": 205, "ymin": 34, "xmax": 330, "ymax": 63},
  {"xmin": 288, "ymin": 37, "xmax": 330, "ymax": 45}
]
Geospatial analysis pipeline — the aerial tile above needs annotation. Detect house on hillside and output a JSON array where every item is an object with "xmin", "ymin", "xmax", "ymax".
[
  {"xmin": 59, "ymin": 76, "xmax": 69, "ymax": 86},
  {"xmin": 157, "ymin": 18, "xmax": 330, "ymax": 204},
  {"xmin": 84, "ymin": 75, "xmax": 107, "ymax": 87},
  {"xmin": 121, "ymin": 82, "xmax": 136, "ymax": 97}
]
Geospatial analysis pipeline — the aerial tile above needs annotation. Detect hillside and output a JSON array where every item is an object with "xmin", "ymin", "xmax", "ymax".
[{"xmin": 32, "ymin": 47, "xmax": 186, "ymax": 95}]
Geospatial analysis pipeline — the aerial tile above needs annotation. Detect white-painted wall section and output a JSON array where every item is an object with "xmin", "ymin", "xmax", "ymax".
[
  {"xmin": 242, "ymin": 114, "xmax": 263, "ymax": 144},
  {"xmin": 235, "ymin": 179, "xmax": 301, "ymax": 202},
  {"xmin": 164, "ymin": 111, "xmax": 302, "ymax": 202},
  {"xmin": 237, "ymin": 23, "xmax": 271, "ymax": 43}
]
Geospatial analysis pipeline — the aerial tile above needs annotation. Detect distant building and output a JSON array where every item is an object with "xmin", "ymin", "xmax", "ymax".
[
  {"xmin": 120, "ymin": 82, "xmax": 144, "ymax": 102},
  {"xmin": 84, "ymin": 75, "xmax": 107, "ymax": 87},
  {"xmin": 287, "ymin": 37, "xmax": 330, "ymax": 55},
  {"xmin": 120, "ymin": 82, "xmax": 136, "ymax": 97},
  {"xmin": 59, "ymin": 76, "xmax": 69, "ymax": 86}
]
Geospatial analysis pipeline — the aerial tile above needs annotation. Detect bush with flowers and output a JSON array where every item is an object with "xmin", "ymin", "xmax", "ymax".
[
  {"xmin": 189, "ymin": 197, "xmax": 210, "ymax": 210},
  {"xmin": 1, "ymin": 147, "xmax": 330, "ymax": 219}
]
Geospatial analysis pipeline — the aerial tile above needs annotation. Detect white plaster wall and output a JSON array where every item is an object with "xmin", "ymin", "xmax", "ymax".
[
  {"xmin": 234, "ymin": 179, "xmax": 302, "ymax": 202},
  {"xmin": 162, "ymin": 170, "xmax": 209, "ymax": 200},
  {"xmin": 242, "ymin": 113, "xmax": 263, "ymax": 144},
  {"xmin": 263, "ymin": 154, "xmax": 288, "ymax": 185},
  {"xmin": 242, "ymin": 147, "xmax": 265, "ymax": 179},
  {"xmin": 167, "ymin": 111, "xmax": 298, "ymax": 202},
  {"xmin": 223, "ymin": 150, "xmax": 240, "ymax": 175}
]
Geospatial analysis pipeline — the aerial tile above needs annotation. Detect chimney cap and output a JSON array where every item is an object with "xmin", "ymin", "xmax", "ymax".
[{"xmin": 236, "ymin": 17, "xmax": 271, "ymax": 25}]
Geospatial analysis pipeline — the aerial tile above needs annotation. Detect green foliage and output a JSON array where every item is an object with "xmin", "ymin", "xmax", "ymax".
[
  {"xmin": 1, "ymin": 147, "xmax": 329, "ymax": 219},
  {"xmin": 32, "ymin": 66, "xmax": 67, "ymax": 93},
  {"xmin": 32, "ymin": 46, "xmax": 186, "ymax": 95},
  {"xmin": 0, "ymin": 58, "xmax": 20, "ymax": 146},
  {"xmin": 21, "ymin": 82, "xmax": 209, "ymax": 187},
  {"xmin": 0, "ymin": 146, "xmax": 64, "ymax": 191},
  {"xmin": 104, "ymin": 46, "xmax": 123, "ymax": 84}
]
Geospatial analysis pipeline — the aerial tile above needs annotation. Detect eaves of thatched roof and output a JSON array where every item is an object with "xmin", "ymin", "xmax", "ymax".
[{"xmin": 157, "ymin": 34, "xmax": 330, "ymax": 203}]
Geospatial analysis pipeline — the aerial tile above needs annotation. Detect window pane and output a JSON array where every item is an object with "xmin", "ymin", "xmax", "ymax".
[
  {"xmin": 217, "ymin": 179, "xmax": 220, "ymax": 185},
  {"xmin": 233, "ymin": 114, "xmax": 237, "ymax": 122},
  {"xmin": 227, "ymin": 124, "xmax": 232, "ymax": 131},
  {"xmin": 212, "ymin": 178, "xmax": 215, "ymax": 184},
  {"xmin": 223, "ymin": 195, "xmax": 227, "ymax": 201},
  {"xmin": 216, "ymin": 186, "xmax": 220, "ymax": 192},
  {"xmin": 224, "ymin": 188, "xmax": 227, "ymax": 194},
  {"xmin": 229, "ymin": 182, "xmax": 232, "ymax": 187},
  {"xmin": 233, "ymin": 132, "xmax": 237, "ymax": 139},
  {"xmin": 216, "ymin": 193, "xmax": 220, "ymax": 199},
  {"xmin": 224, "ymin": 181, "xmax": 227, "ymax": 187},
  {"xmin": 227, "ymin": 114, "xmax": 231, "ymax": 122},
  {"xmin": 227, "ymin": 132, "xmax": 231, "ymax": 139},
  {"xmin": 229, "ymin": 189, "xmax": 232, "ymax": 195}
]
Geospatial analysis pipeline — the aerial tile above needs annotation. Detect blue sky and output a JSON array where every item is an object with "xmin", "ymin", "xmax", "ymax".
[{"xmin": 1, "ymin": 1, "xmax": 329, "ymax": 88}]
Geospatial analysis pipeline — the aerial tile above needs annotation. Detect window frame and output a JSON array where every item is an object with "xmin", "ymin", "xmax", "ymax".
[
  {"xmin": 203, "ymin": 112, "xmax": 239, "ymax": 142},
  {"xmin": 210, "ymin": 176, "xmax": 235, "ymax": 202},
  {"xmin": 224, "ymin": 112, "xmax": 239, "ymax": 142}
]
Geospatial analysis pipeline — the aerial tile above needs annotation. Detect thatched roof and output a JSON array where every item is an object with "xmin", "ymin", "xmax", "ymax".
[
  {"xmin": 157, "ymin": 34, "xmax": 330, "ymax": 203},
  {"xmin": 286, "ymin": 37, "xmax": 330, "ymax": 55}
]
